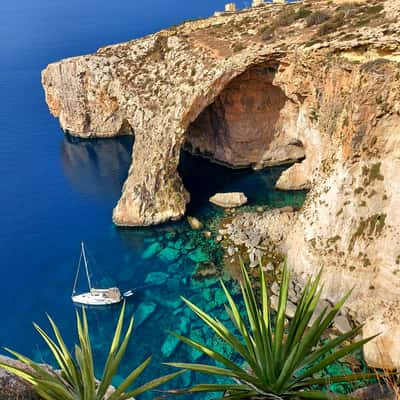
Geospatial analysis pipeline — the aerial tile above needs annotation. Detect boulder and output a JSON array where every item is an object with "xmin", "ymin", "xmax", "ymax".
[
  {"xmin": 187, "ymin": 216, "xmax": 203, "ymax": 230},
  {"xmin": 209, "ymin": 193, "xmax": 248, "ymax": 208},
  {"xmin": 363, "ymin": 310, "xmax": 400, "ymax": 370},
  {"xmin": 334, "ymin": 315, "xmax": 353, "ymax": 334}
]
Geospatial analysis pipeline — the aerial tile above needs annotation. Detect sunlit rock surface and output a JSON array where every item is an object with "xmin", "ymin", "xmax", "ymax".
[{"xmin": 209, "ymin": 192, "xmax": 248, "ymax": 208}]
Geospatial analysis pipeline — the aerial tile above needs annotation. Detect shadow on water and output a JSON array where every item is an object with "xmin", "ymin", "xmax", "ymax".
[
  {"xmin": 60, "ymin": 135, "xmax": 134, "ymax": 202},
  {"xmin": 60, "ymin": 134, "xmax": 304, "ymax": 215},
  {"xmin": 178, "ymin": 151, "xmax": 306, "ymax": 216}
]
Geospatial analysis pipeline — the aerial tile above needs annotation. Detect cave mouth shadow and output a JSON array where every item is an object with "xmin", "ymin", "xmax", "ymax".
[
  {"xmin": 179, "ymin": 63, "xmax": 306, "ymax": 216},
  {"xmin": 178, "ymin": 151, "xmax": 303, "ymax": 216},
  {"xmin": 183, "ymin": 64, "xmax": 291, "ymax": 169},
  {"xmin": 60, "ymin": 134, "xmax": 134, "ymax": 202}
]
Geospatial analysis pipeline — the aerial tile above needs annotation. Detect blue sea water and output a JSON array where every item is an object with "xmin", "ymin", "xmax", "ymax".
[{"xmin": 0, "ymin": 0, "xmax": 307, "ymax": 397}]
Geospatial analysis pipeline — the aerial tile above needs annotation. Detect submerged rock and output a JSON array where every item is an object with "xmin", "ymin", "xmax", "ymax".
[
  {"xmin": 135, "ymin": 301, "xmax": 157, "ymax": 327},
  {"xmin": 145, "ymin": 271, "xmax": 169, "ymax": 285},
  {"xmin": 213, "ymin": 288, "xmax": 227, "ymax": 307},
  {"xmin": 164, "ymin": 298, "xmax": 182, "ymax": 310},
  {"xmin": 141, "ymin": 242, "xmax": 163, "ymax": 260},
  {"xmin": 192, "ymin": 261, "xmax": 218, "ymax": 280},
  {"xmin": 167, "ymin": 277, "xmax": 181, "ymax": 292},
  {"xmin": 187, "ymin": 329, "xmax": 204, "ymax": 361},
  {"xmin": 158, "ymin": 247, "xmax": 181, "ymax": 263},
  {"xmin": 209, "ymin": 192, "xmax": 248, "ymax": 208},
  {"xmin": 187, "ymin": 248, "xmax": 209, "ymax": 263},
  {"xmin": 117, "ymin": 268, "xmax": 135, "ymax": 282},
  {"xmin": 161, "ymin": 335, "xmax": 181, "ymax": 358},
  {"xmin": 177, "ymin": 316, "xmax": 189, "ymax": 335},
  {"xmin": 202, "ymin": 288, "xmax": 213, "ymax": 302}
]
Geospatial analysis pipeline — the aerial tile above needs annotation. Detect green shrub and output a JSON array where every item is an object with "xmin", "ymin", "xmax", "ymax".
[
  {"xmin": 0, "ymin": 304, "xmax": 183, "ymax": 400},
  {"xmin": 338, "ymin": 1, "xmax": 361, "ymax": 15},
  {"xmin": 363, "ymin": 4, "xmax": 384, "ymax": 15},
  {"xmin": 339, "ymin": 2, "xmax": 360, "ymax": 10},
  {"xmin": 275, "ymin": 9, "xmax": 297, "ymax": 27},
  {"xmin": 260, "ymin": 27, "xmax": 275, "ymax": 41},
  {"xmin": 317, "ymin": 12, "xmax": 346, "ymax": 35},
  {"xmin": 294, "ymin": 7, "xmax": 313, "ymax": 20},
  {"xmin": 232, "ymin": 42, "xmax": 246, "ymax": 53},
  {"xmin": 258, "ymin": 6, "xmax": 311, "ymax": 41},
  {"xmin": 167, "ymin": 262, "xmax": 380, "ymax": 399},
  {"xmin": 258, "ymin": 23, "xmax": 271, "ymax": 34},
  {"xmin": 306, "ymin": 10, "xmax": 331, "ymax": 26}
]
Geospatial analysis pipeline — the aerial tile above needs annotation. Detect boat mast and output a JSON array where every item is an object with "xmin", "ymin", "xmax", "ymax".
[
  {"xmin": 81, "ymin": 242, "xmax": 93, "ymax": 292},
  {"xmin": 72, "ymin": 250, "xmax": 82, "ymax": 296}
]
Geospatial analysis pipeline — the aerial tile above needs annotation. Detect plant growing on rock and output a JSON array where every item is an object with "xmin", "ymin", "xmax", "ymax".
[
  {"xmin": 166, "ymin": 262, "xmax": 378, "ymax": 399},
  {"xmin": 306, "ymin": 10, "xmax": 331, "ymax": 27},
  {"xmin": 0, "ymin": 303, "xmax": 183, "ymax": 400}
]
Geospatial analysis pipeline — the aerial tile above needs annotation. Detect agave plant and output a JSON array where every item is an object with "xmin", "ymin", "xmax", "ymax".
[
  {"xmin": 166, "ymin": 263, "xmax": 379, "ymax": 399},
  {"xmin": 0, "ymin": 303, "xmax": 183, "ymax": 400}
]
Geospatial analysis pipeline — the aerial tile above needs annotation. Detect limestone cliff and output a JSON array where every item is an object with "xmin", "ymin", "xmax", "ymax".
[{"xmin": 42, "ymin": 0, "xmax": 400, "ymax": 368}]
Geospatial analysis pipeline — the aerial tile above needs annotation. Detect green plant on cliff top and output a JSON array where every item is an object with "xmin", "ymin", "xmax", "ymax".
[
  {"xmin": 166, "ymin": 262, "xmax": 379, "ymax": 399},
  {"xmin": 0, "ymin": 303, "xmax": 183, "ymax": 400}
]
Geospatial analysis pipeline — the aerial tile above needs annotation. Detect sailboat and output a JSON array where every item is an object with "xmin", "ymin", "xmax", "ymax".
[{"xmin": 71, "ymin": 242, "xmax": 123, "ymax": 306}]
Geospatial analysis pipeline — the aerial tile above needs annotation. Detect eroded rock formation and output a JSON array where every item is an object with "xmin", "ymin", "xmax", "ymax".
[
  {"xmin": 184, "ymin": 66, "xmax": 305, "ymax": 168},
  {"xmin": 42, "ymin": 0, "xmax": 400, "ymax": 368}
]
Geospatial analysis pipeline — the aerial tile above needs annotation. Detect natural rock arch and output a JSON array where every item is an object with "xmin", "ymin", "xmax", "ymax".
[
  {"xmin": 111, "ymin": 61, "xmax": 305, "ymax": 227},
  {"xmin": 183, "ymin": 65, "xmax": 305, "ymax": 169}
]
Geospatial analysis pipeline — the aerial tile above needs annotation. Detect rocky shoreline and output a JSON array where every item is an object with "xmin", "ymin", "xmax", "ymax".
[
  {"xmin": 217, "ymin": 207, "xmax": 355, "ymax": 331},
  {"xmin": 218, "ymin": 204, "xmax": 400, "ymax": 369}
]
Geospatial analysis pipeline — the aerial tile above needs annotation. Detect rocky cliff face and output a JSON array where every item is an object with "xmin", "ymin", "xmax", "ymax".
[
  {"xmin": 42, "ymin": 0, "xmax": 400, "ymax": 368},
  {"xmin": 0, "ymin": 356, "xmax": 40, "ymax": 400}
]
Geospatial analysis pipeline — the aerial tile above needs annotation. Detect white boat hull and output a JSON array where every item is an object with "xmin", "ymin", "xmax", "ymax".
[{"xmin": 72, "ymin": 288, "xmax": 123, "ymax": 306}]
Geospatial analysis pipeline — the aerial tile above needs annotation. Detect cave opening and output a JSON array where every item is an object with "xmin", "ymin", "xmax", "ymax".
[
  {"xmin": 178, "ymin": 151, "xmax": 307, "ymax": 217},
  {"xmin": 183, "ymin": 65, "xmax": 304, "ymax": 169},
  {"xmin": 178, "ymin": 64, "xmax": 306, "ymax": 216}
]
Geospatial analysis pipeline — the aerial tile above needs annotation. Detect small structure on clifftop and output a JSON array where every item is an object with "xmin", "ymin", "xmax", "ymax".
[
  {"xmin": 252, "ymin": 0, "xmax": 265, "ymax": 6},
  {"xmin": 214, "ymin": 2, "xmax": 237, "ymax": 16},
  {"xmin": 225, "ymin": 3, "xmax": 236, "ymax": 12}
]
